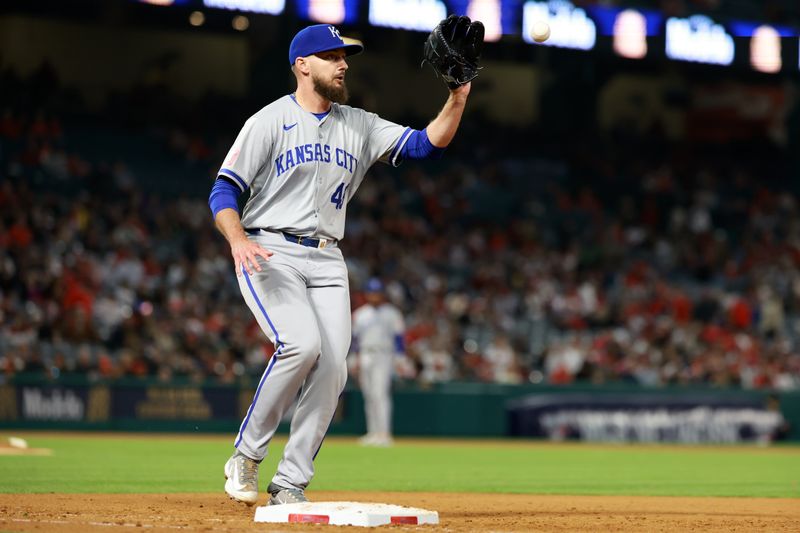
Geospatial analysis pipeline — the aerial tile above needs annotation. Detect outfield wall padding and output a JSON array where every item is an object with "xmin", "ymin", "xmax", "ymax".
[{"xmin": 1, "ymin": 377, "xmax": 797, "ymax": 442}]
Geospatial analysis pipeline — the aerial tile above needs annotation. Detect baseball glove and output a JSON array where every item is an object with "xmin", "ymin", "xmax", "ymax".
[{"xmin": 423, "ymin": 15, "xmax": 485, "ymax": 89}]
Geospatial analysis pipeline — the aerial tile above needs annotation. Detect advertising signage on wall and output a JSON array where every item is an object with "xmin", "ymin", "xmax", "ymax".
[
  {"xmin": 508, "ymin": 393, "xmax": 787, "ymax": 443},
  {"xmin": 2, "ymin": 385, "xmax": 111, "ymax": 423},
  {"xmin": 521, "ymin": 0, "xmax": 596, "ymax": 50},
  {"xmin": 665, "ymin": 15, "xmax": 735, "ymax": 66},
  {"xmin": 368, "ymin": 0, "xmax": 447, "ymax": 31},
  {"xmin": 202, "ymin": 0, "xmax": 285, "ymax": 14},
  {"xmin": 133, "ymin": 0, "xmax": 799, "ymax": 75}
]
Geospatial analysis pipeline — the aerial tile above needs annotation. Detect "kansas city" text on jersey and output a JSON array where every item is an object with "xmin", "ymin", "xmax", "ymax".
[{"xmin": 275, "ymin": 143, "xmax": 358, "ymax": 177}]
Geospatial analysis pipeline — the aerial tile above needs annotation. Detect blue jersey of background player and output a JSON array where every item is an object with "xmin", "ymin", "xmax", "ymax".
[{"xmin": 209, "ymin": 23, "xmax": 472, "ymax": 506}]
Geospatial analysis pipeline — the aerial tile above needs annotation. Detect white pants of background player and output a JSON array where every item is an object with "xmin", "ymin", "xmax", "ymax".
[
  {"xmin": 358, "ymin": 349, "xmax": 393, "ymax": 443},
  {"xmin": 235, "ymin": 230, "xmax": 350, "ymax": 491}
]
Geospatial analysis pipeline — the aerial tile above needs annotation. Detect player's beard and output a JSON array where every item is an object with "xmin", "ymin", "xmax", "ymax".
[{"xmin": 313, "ymin": 73, "xmax": 348, "ymax": 105}]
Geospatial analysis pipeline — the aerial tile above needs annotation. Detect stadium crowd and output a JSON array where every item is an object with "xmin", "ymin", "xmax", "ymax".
[{"xmin": 1, "ymin": 63, "xmax": 799, "ymax": 391}]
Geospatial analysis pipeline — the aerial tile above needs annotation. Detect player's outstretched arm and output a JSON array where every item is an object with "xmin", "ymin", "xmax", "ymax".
[
  {"xmin": 214, "ymin": 208, "xmax": 273, "ymax": 277},
  {"xmin": 425, "ymin": 82, "xmax": 471, "ymax": 149}
]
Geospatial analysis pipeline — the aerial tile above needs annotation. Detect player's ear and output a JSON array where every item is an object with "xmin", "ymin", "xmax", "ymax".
[{"xmin": 295, "ymin": 57, "xmax": 311, "ymax": 76}]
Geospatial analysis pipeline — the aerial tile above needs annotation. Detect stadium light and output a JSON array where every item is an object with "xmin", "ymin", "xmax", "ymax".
[
  {"xmin": 189, "ymin": 11, "xmax": 205, "ymax": 26},
  {"xmin": 613, "ymin": 9, "xmax": 647, "ymax": 59},
  {"xmin": 750, "ymin": 25, "xmax": 782, "ymax": 73},
  {"xmin": 307, "ymin": 0, "xmax": 346, "ymax": 24},
  {"xmin": 466, "ymin": 0, "xmax": 502, "ymax": 42},
  {"xmin": 232, "ymin": 15, "xmax": 250, "ymax": 31}
]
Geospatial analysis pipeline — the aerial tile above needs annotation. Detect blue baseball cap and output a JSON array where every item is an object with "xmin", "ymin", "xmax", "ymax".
[
  {"xmin": 289, "ymin": 24, "xmax": 364, "ymax": 65},
  {"xmin": 364, "ymin": 277, "xmax": 384, "ymax": 293}
]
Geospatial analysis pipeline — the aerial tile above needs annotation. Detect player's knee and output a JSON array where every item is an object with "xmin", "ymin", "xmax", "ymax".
[{"xmin": 290, "ymin": 333, "xmax": 322, "ymax": 362}]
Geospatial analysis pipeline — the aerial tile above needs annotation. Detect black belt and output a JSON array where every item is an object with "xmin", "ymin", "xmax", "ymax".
[{"xmin": 245, "ymin": 228, "xmax": 333, "ymax": 249}]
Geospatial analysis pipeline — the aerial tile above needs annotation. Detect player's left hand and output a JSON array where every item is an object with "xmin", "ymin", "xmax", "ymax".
[{"xmin": 423, "ymin": 15, "xmax": 484, "ymax": 89}]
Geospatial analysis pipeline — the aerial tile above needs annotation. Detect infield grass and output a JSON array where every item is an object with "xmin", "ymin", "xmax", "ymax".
[{"xmin": 0, "ymin": 432, "xmax": 798, "ymax": 497}]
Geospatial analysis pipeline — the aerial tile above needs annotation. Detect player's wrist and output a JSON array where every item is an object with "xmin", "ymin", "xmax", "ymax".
[
  {"xmin": 229, "ymin": 234, "xmax": 250, "ymax": 247},
  {"xmin": 448, "ymin": 87, "xmax": 470, "ymax": 104},
  {"xmin": 450, "ymin": 81, "xmax": 471, "ymax": 93}
]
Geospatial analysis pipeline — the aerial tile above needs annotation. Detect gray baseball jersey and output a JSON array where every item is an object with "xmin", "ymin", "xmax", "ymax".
[
  {"xmin": 353, "ymin": 303, "xmax": 404, "ymax": 354},
  {"xmin": 218, "ymin": 95, "xmax": 412, "ymax": 241}
]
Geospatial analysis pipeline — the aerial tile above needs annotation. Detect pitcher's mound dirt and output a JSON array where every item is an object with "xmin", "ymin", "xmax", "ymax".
[
  {"xmin": 1, "ymin": 492, "xmax": 798, "ymax": 532},
  {"xmin": 0, "ymin": 444, "xmax": 52, "ymax": 456}
]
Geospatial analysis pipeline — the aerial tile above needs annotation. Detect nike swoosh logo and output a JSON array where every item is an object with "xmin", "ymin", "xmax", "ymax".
[{"xmin": 283, "ymin": 123, "xmax": 297, "ymax": 131}]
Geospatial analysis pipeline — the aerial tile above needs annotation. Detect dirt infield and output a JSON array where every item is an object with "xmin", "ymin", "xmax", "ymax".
[
  {"xmin": 0, "ymin": 444, "xmax": 53, "ymax": 456},
  {"xmin": 1, "ymin": 492, "xmax": 798, "ymax": 532}
]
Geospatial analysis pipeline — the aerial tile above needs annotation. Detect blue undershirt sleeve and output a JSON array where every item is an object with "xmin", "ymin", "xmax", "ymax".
[
  {"xmin": 394, "ymin": 334, "xmax": 405, "ymax": 354},
  {"xmin": 209, "ymin": 177, "xmax": 242, "ymax": 218},
  {"xmin": 399, "ymin": 128, "xmax": 446, "ymax": 161}
]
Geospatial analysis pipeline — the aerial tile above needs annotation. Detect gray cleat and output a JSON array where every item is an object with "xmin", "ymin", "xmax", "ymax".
[
  {"xmin": 224, "ymin": 452, "xmax": 259, "ymax": 506},
  {"xmin": 268, "ymin": 482, "xmax": 308, "ymax": 505}
]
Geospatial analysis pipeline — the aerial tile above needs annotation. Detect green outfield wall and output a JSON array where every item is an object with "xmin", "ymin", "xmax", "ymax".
[{"xmin": 1, "ymin": 376, "xmax": 797, "ymax": 442}]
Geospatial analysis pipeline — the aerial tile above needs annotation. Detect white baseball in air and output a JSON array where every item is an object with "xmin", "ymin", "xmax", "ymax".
[{"xmin": 531, "ymin": 20, "xmax": 550, "ymax": 43}]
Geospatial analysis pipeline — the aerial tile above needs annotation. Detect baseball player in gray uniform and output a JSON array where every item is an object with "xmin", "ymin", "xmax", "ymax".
[
  {"xmin": 209, "ymin": 23, "xmax": 471, "ymax": 506},
  {"xmin": 352, "ymin": 278, "xmax": 405, "ymax": 447}
]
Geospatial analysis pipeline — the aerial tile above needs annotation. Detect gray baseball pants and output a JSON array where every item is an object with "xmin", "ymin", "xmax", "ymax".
[
  {"xmin": 358, "ymin": 350, "xmax": 393, "ymax": 437},
  {"xmin": 234, "ymin": 230, "xmax": 350, "ymax": 491}
]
